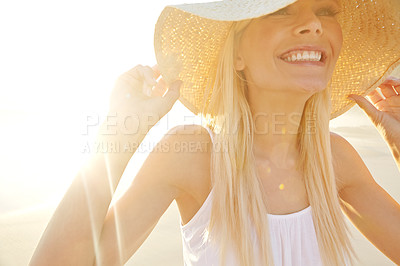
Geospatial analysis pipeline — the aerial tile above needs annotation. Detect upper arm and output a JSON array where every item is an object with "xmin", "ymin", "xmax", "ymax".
[
  {"xmin": 96, "ymin": 124, "xmax": 212, "ymax": 265},
  {"xmin": 331, "ymin": 132, "xmax": 400, "ymax": 263}
]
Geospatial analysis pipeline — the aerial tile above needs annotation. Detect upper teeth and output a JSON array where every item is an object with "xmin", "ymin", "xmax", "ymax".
[{"xmin": 282, "ymin": 51, "xmax": 322, "ymax": 62}]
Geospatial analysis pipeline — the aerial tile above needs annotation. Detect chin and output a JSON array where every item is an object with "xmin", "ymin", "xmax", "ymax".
[{"xmin": 295, "ymin": 80, "xmax": 328, "ymax": 94}]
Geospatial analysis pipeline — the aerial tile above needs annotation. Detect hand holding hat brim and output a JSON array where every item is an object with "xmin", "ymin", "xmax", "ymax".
[
  {"xmin": 348, "ymin": 77, "xmax": 400, "ymax": 149},
  {"xmin": 108, "ymin": 64, "xmax": 182, "ymax": 134}
]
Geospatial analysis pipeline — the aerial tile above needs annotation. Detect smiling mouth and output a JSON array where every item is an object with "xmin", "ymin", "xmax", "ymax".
[{"xmin": 279, "ymin": 50, "xmax": 327, "ymax": 64}]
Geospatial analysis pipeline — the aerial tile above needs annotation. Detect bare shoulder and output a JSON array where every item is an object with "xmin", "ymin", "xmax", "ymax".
[
  {"xmin": 330, "ymin": 131, "xmax": 374, "ymax": 192},
  {"xmin": 154, "ymin": 124, "xmax": 213, "ymax": 199}
]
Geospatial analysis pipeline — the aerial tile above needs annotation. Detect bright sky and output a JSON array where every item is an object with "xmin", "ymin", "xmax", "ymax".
[
  {"xmin": 0, "ymin": 0, "xmax": 211, "ymax": 112},
  {"xmin": 0, "ymin": 0, "xmax": 215, "ymax": 214},
  {"xmin": 0, "ymin": 0, "xmax": 398, "ymax": 215}
]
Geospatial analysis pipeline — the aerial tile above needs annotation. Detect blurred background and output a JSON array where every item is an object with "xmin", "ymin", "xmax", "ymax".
[{"xmin": 0, "ymin": 0, "xmax": 399, "ymax": 265}]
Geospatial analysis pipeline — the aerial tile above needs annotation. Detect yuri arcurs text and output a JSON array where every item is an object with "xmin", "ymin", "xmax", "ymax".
[{"xmin": 81, "ymin": 140, "xmax": 215, "ymax": 154}]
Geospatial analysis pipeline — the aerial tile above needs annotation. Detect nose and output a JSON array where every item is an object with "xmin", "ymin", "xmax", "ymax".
[{"xmin": 293, "ymin": 11, "xmax": 323, "ymax": 36}]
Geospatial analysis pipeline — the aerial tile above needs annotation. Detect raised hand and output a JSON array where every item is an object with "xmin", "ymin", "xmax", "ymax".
[
  {"xmin": 108, "ymin": 65, "xmax": 182, "ymax": 134},
  {"xmin": 348, "ymin": 76, "xmax": 400, "ymax": 158}
]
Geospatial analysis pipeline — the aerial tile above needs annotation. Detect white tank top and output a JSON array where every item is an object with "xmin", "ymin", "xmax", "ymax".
[
  {"xmin": 180, "ymin": 188, "xmax": 322, "ymax": 266},
  {"xmin": 180, "ymin": 126, "xmax": 323, "ymax": 266}
]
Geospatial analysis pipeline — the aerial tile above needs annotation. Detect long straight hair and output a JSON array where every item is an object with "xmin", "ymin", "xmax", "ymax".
[{"xmin": 201, "ymin": 20, "xmax": 356, "ymax": 266}]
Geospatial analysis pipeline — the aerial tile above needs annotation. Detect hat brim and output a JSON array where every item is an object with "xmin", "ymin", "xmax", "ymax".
[{"xmin": 169, "ymin": 0, "xmax": 297, "ymax": 21}]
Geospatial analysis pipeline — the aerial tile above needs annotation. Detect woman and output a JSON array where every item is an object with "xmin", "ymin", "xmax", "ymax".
[{"xmin": 31, "ymin": 0, "xmax": 400, "ymax": 265}]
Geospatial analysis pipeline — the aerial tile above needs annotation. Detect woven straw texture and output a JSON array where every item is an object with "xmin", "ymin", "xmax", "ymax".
[{"xmin": 154, "ymin": 0, "xmax": 400, "ymax": 119}]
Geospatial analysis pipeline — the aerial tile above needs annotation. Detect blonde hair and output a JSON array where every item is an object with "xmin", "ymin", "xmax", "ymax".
[{"xmin": 200, "ymin": 20, "xmax": 356, "ymax": 266}]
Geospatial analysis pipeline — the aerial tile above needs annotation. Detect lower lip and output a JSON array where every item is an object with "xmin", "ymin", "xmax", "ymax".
[{"xmin": 280, "ymin": 58, "xmax": 326, "ymax": 67}]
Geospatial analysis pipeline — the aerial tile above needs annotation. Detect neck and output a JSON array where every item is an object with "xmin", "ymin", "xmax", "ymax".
[{"xmin": 248, "ymin": 88, "xmax": 311, "ymax": 168}]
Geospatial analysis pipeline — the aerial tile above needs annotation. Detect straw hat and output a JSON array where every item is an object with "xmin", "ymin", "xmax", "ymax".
[{"xmin": 154, "ymin": 0, "xmax": 400, "ymax": 119}]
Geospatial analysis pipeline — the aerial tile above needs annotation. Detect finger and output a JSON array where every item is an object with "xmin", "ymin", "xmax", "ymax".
[
  {"xmin": 376, "ymin": 97, "xmax": 400, "ymax": 112},
  {"xmin": 142, "ymin": 82, "xmax": 153, "ymax": 97},
  {"xmin": 151, "ymin": 78, "xmax": 168, "ymax": 97},
  {"xmin": 379, "ymin": 76, "xmax": 400, "ymax": 90},
  {"xmin": 394, "ymin": 84, "xmax": 400, "ymax": 94},
  {"xmin": 163, "ymin": 80, "xmax": 182, "ymax": 102},
  {"xmin": 114, "ymin": 68, "xmax": 142, "ymax": 97},
  {"xmin": 134, "ymin": 65, "xmax": 156, "ymax": 97},
  {"xmin": 383, "ymin": 76, "xmax": 400, "ymax": 85},
  {"xmin": 381, "ymin": 80, "xmax": 400, "ymax": 87},
  {"xmin": 155, "ymin": 80, "xmax": 182, "ymax": 115},
  {"xmin": 379, "ymin": 83, "xmax": 398, "ymax": 98},
  {"xmin": 375, "ymin": 100, "xmax": 388, "ymax": 112},
  {"xmin": 152, "ymin": 65, "xmax": 161, "ymax": 80},
  {"xmin": 380, "ymin": 77, "xmax": 400, "ymax": 93},
  {"xmin": 123, "ymin": 65, "xmax": 140, "ymax": 78},
  {"xmin": 375, "ymin": 103, "xmax": 400, "ymax": 113},
  {"xmin": 348, "ymin": 94, "xmax": 382, "ymax": 123},
  {"xmin": 164, "ymin": 80, "xmax": 182, "ymax": 103},
  {"xmin": 119, "ymin": 65, "xmax": 146, "ymax": 91},
  {"xmin": 140, "ymin": 65, "xmax": 157, "ymax": 86},
  {"xmin": 367, "ymin": 89, "xmax": 385, "ymax": 105}
]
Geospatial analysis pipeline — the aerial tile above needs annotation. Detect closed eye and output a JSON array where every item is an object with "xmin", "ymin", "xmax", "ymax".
[
  {"xmin": 317, "ymin": 7, "xmax": 341, "ymax": 16},
  {"xmin": 262, "ymin": 5, "xmax": 341, "ymax": 18}
]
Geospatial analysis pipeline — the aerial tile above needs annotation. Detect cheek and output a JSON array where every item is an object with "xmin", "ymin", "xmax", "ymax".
[
  {"xmin": 331, "ymin": 24, "xmax": 343, "ymax": 58},
  {"xmin": 240, "ymin": 24, "xmax": 277, "ymax": 67}
]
